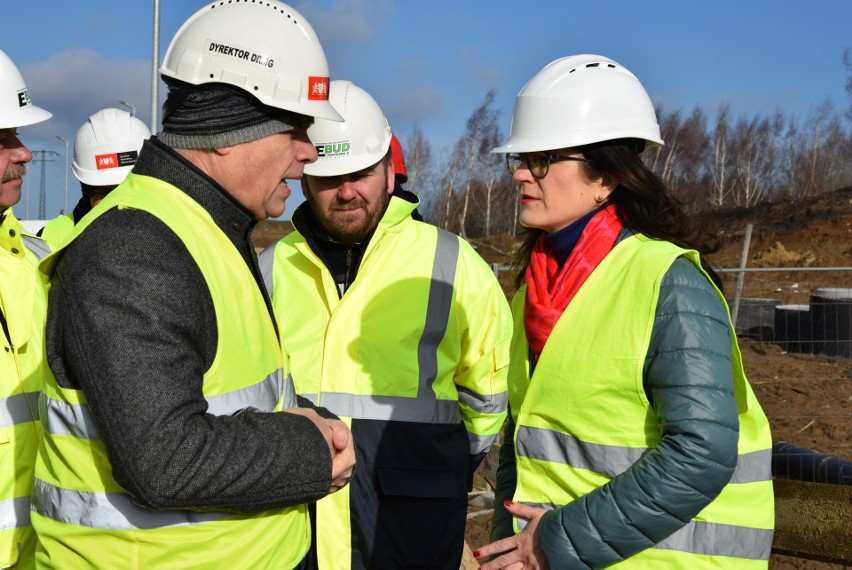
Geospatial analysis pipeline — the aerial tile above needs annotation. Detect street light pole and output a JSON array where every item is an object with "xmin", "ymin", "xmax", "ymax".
[
  {"xmin": 55, "ymin": 136, "xmax": 69, "ymax": 214},
  {"xmin": 118, "ymin": 100, "xmax": 136, "ymax": 117},
  {"xmin": 151, "ymin": 0, "xmax": 161, "ymax": 133}
]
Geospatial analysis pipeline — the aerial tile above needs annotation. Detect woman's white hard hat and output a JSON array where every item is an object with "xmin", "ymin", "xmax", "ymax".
[{"xmin": 493, "ymin": 54, "xmax": 663, "ymax": 154}]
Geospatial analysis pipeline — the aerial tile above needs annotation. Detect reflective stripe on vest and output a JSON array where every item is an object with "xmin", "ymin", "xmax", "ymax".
[
  {"xmin": 0, "ymin": 392, "xmax": 39, "ymax": 428},
  {"xmin": 39, "ymin": 369, "xmax": 292, "ymax": 440},
  {"xmin": 273, "ymin": 229, "xmax": 473, "ymax": 425},
  {"xmin": 516, "ymin": 502, "xmax": 772, "ymax": 561},
  {"xmin": 457, "ymin": 386, "xmax": 509, "ymax": 415},
  {"xmin": 515, "ymin": 423, "xmax": 774, "ymax": 559},
  {"xmin": 468, "ymin": 432, "xmax": 500, "ymax": 456},
  {"xmin": 416, "ymin": 229, "xmax": 458, "ymax": 404},
  {"xmin": 516, "ymin": 425, "xmax": 772, "ymax": 483},
  {"xmin": 203, "ymin": 369, "xmax": 295, "ymax": 415},
  {"xmin": 22, "ymin": 235, "xmax": 51, "ymax": 261},
  {"xmin": 459, "ymin": 387, "xmax": 509, "ymax": 453},
  {"xmin": 0, "ymin": 497, "xmax": 30, "ymax": 531},
  {"xmin": 30, "ymin": 478, "xmax": 230, "ymax": 531},
  {"xmin": 258, "ymin": 243, "xmax": 276, "ymax": 300}
]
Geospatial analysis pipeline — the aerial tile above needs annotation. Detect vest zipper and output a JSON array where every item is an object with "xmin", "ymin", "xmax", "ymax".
[{"xmin": 342, "ymin": 248, "xmax": 353, "ymax": 296}]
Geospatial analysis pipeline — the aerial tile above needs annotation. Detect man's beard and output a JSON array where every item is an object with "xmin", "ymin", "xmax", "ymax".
[
  {"xmin": 308, "ymin": 171, "xmax": 391, "ymax": 246},
  {"xmin": 2, "ymin": 163, "xmax": 26, "ymax": 182}
]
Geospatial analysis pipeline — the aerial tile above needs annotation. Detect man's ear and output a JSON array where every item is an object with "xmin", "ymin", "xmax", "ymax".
[
  {"xmin": 302, "ymin": 175, "xmax": 310, "ymax": 199},
  {"xmin": 386, "ymin": 160, "xmax": 395, "ymax": 195}
]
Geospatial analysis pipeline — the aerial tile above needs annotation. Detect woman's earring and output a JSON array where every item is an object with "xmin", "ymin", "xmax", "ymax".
[{"xmin": 594, "ymin": 194, "xmax": 606, "ymax": 203}]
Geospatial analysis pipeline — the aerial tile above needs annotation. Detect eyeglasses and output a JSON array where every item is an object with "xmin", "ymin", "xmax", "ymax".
[{"xmin": 505, "ymin": 152, "xmax": 591, "ymax": 179}]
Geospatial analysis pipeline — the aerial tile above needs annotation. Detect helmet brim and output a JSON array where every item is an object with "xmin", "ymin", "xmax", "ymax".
[{"xmin": 0, "ymin": 105, "xmax": 52, "ymax": 129}]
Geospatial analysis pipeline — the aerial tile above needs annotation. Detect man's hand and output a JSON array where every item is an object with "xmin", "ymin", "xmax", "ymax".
[{"xmin": 285, "ymin": 407, "xmax": 356, "ymax": 493}]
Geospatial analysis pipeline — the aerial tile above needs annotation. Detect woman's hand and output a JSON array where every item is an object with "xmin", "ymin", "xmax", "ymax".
[{"xmin": 474, "ymin": 501, "xmax": 550, "ymax": 569}]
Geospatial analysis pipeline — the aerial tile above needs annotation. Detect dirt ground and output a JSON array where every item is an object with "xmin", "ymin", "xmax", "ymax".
[{"xmin": 256, "ymin": 187, "xmax": 852, "ymax": 568}]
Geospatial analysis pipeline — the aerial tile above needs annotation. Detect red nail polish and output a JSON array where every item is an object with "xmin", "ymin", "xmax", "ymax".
[
  {"xmin": 473, "ymin": 550, "xmax": 481, "ymax": 558},
  {"xmin": 504, "ymin": 499, "xmax": 513, "ymax": 507}
]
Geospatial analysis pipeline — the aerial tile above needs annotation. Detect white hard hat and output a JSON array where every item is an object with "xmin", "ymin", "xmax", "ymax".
[
  {"xmin": 304, "ymin": 80, "xmax": 391, "ymax": 177},
  {"xmin": 72, "ymin": 108, "xmax": 151, "ymax": 186},
  {"xmin": 160, "ymin": 0, "xmax": 341, "ymax": 121},
  {"xmin": 0, "ymin": 48, "xmax": 52, "ymax": 129},
  {"xmin": 492, "ymin": 54, "xmax": 663, "ymax": 154}
]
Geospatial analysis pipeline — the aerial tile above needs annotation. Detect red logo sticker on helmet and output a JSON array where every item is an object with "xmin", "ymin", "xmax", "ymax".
[
  {"xmin": 95, "ymin": 151, "xmax": 138, "ymax": 170},
  {"xmin": 96, "ymin": 154, "xmax": 119, "ymax": 170},
  {"xmin": 308, "ymin": 77, "xmax": 329, "ymax": 101}
]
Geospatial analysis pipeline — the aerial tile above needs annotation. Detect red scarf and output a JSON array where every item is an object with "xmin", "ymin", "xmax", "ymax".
[{"xmin": 524, "ymin": 204, "xmax": 623, "ymax": 359}]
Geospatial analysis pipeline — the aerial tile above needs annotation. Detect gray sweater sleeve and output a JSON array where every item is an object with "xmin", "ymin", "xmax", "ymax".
[
  {"xmin": 47, "ymin": 209, "xmax": 334, "ymax": 512},
  {"xmin": 537, "ymin": 257, "xmax": 739, "ymax": 568}
]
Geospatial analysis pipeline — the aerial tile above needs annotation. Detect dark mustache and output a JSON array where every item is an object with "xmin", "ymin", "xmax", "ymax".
[{"xmin": 332, "ymin": 199, "xmax": 367, "ymax": 210}]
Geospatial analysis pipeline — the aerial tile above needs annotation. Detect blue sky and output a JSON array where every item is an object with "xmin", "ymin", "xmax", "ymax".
[{"xmin": 7, "ymin": 0, "xmax": 852, "ymax": 222}]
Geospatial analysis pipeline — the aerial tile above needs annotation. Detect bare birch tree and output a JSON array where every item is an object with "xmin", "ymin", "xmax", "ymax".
[
  {"xmin": 710, "ymin": 104, "xmax": 731, "ymax": 206},
  {"xmin": 844, "ymin": 48, "xmax": 852, "ymax": 122},
  {"xmin": 440, "ymin": 140, "xmax": 464, "ymax": 231},
  {"xmin": 667, "ymin": 106, "xmax": 709, "ymax": 208},
  {"xmin": 403, "ymin": 126, "xmax": 434, "ymax": 218},
  {"xmin": 458, "ymin": 90, "xmax": 500, "ymax": 237},
  {"xmin": 728, "ymin": 112, "xmax": 785, "ymax": 206},
  {"xmin": 791, "ymin": 101, "xmax": 845, "ymax": 198},
  {"xmin": 476, "ymin": 126, "xmax": 512, "ymax": 236}
]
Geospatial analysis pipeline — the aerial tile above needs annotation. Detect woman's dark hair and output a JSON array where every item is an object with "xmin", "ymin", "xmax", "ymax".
[{"xmin": 512, "ymin": 138, "xmax": 722, "ymax": 290}]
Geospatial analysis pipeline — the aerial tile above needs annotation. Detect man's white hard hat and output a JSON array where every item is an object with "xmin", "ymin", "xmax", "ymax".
[
  {"xmin": 0, "ymin": 48, "xmax": 52, "ymax": 129},
  {"xmin": 160, "ymin": 0, "xmax": 341, "ymax": 121},
  {"xmin": 72, "ymin": 108, "xmax": 151, "ymax": 186},
  {"xmin": 304, "ymin": 80, "xmax": 392, "ymax": 177}
]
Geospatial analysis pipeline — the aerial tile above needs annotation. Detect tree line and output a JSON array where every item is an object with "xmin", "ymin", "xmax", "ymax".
[{"xmin": 402, "ymin": 54, "xmax": 852, "ymax": 239}]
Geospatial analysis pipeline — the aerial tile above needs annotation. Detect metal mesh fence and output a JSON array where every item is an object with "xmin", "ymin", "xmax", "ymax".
[{"xmin": 723, "ymin": 272, "xmax": 851, "ymax": 473}]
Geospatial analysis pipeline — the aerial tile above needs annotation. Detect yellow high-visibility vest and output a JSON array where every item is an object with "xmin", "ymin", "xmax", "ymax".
[
  {"xmin": 39, "ymin": 213, "xmax": 74, "ymax": 250},
  {"xmin": 510, "ymin": 234, "xmax": 774, "ymax": 569},
  {"xmin": 260, "ymin": 196, "xmax": 512, "ymax": 569},
  {"xmin": 31, "ymin": 174, "xmax": 307, "ymax": 569},
  {"xmin": 0, "ymin": 211, "xmax": 50, "ymax": 569}
]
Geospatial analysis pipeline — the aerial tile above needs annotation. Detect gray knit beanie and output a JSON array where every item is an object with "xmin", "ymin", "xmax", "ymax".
[{"xmin": 159, "ymin": 78, "xmax": 309, "ymax": 149}]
